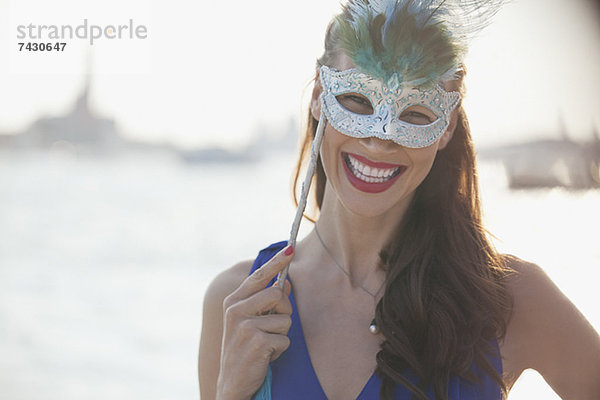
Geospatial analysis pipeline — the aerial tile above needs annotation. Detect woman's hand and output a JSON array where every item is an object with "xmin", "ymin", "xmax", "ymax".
[{"xmin": 216, "ymin": 245, "xmax": 294, "ymax": 400}]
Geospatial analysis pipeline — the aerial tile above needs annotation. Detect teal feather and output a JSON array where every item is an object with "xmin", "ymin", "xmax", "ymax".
[
  {"xmin": 333, "ymin": 0, "xmax": 503, "ymax": 89},
  {"xmin": 252, "ymin": 365, "xmax": 272, "ymax": 400}
]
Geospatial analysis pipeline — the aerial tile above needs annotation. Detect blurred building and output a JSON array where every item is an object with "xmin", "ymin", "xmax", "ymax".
[
  {"xmin": 9, "ymin": 73, "xmax": 122, "ymax": 155},
  {"xmin": 480, "ymin": 122, "xmax": 600, "ymax": 190}
]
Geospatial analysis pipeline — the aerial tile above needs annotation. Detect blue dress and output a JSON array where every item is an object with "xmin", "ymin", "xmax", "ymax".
[{"xmin": 251, "ymin": 241, "xmax": 503, "ymax": 400}]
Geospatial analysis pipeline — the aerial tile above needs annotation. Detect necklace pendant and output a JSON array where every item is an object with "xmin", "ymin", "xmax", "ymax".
[{"xmin": 369, "ymin": 318, "xmax": 379, "ymax": 334}]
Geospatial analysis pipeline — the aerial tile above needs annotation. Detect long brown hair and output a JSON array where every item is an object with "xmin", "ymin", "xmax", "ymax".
[{"xmin": 291, "ymin": 26, "xmax": 513, "ymax": 400}]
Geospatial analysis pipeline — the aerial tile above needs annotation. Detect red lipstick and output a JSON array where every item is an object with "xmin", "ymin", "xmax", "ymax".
[{"xmin": 342, "ymin": 152, "xmax": 406, "ymax": 194}]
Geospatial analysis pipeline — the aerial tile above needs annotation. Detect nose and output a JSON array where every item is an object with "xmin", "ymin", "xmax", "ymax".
[{"xmin": 359, "ymin": 136, "xmax": 399, "ymax": 154}]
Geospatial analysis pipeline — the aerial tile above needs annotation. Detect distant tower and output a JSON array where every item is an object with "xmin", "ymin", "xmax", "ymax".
[
  {"xmin": 74, "ymin": 49, "xmax": 93, "ymax": 118},
  {"xmin": 17, "ymin": 48, "xmax": 121, "ymax": 153},
  {"xmin": 557, "ymin": 113, "xmax": 569, "ymax": 141}
]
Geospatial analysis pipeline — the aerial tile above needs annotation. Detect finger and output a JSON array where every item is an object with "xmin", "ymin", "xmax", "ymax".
[
  {"xmin": 231, "ymin": 245, "xmax": 294, "ymax": 301},
  {"xmin": 268, "ymin": 334, "xmax": 291, "ymax": 362},
  {"xmin": 253, "ymin": 314, "xmax": 292, "ymax": 335},
  {"xmin": 280, "ymin": 278, "xmax": 292, "ymax": 296},
  {"xmin": 230, "ymin": 285, "xmax": 290, "ymax": 319},
  {"xmin": 271, "ymin": 282, "xmax": 292, "ymax": 315}
]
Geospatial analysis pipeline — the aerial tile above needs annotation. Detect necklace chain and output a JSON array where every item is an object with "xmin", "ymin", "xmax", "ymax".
[{"xmin": 314, "ymin": 225, "xmax": 386, "ymax": 309}]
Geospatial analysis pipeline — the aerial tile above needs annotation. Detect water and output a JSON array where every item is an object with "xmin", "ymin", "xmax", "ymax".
[{"xmin": 0, "ymin": 150, "xmax": 598, "ymax": 399}]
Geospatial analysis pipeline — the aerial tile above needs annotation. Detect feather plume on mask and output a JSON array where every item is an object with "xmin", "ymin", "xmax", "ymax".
[{"xmin": 334, "ymin": 0, "xmax": 505, "ymax": 90}]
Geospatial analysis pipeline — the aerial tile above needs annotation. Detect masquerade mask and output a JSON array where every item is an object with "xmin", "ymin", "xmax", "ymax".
[{"xmin": 319, "ymin": 65, "xmax": 461, "ymax": 148}]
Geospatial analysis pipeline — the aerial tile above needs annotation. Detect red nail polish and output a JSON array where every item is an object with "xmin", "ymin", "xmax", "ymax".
[{"xmin": 284, "ymin": 245, "xmax": 294, "ymax": 256}]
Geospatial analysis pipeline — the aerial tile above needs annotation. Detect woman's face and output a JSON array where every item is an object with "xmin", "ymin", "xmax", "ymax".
[{"xmin": 311, "ymin": 54, "xmax": 458, "ymax": 219}]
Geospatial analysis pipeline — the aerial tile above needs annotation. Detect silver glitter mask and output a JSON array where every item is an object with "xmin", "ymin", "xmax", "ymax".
[{"xmin": 319, "ymin": 65, "xmax": 461, "ymax": 148}]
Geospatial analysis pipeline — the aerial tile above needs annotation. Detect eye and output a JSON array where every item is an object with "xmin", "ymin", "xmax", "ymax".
[
  {"xmin": 335, "ymin": 93, "xmax": 374, "ymax": 115},
  {"xmin": 399, "ymin": 105, "xmax": 436, "ymax": 125}
]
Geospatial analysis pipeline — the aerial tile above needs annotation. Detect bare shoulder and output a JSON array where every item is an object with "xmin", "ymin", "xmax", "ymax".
[
  {"xmin": 502, "ymin": 253, "xmax": 541, "ymax": 278},
  {"xmin": 198, "ymin": 259, "xmax": 254, "ymax": 399},
  {"xmin": 501, "ymin": 254, "xmax": 551, "ymax": 307},
  {"xmin": 204, "ymin": 259, "xmax": 255, "ymax": 307},
  {"xmin": 500, "ymin": 254, "xmax": 600, "ymax": 397},
  {"xmin": 200, "ymin": 259, "xmax": 255, "ymax": 343}
]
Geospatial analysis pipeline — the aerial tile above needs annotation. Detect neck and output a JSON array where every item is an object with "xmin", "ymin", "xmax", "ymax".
[{"xmin": 312, "ymin": 183, "xmax": 413, "ymax": 286}]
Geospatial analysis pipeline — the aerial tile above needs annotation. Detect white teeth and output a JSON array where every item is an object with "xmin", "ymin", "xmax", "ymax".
[{"xmin": 345, "ymin": 154, "xmax": 402, "ymax": 183}]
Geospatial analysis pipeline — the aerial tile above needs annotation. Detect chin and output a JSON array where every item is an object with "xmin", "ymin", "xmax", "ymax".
[{"xmin": 334, "ymin": 181, "xmax": 414, "ymax": 220}]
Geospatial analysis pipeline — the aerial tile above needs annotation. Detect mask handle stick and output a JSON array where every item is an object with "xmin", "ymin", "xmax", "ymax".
[{"xmin": 276, "ymin": 110, "xmax": 326, "ymax": 288}]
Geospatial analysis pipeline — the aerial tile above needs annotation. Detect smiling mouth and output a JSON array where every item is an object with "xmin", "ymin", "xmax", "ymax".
[{"xmin": 343, "ymin": 152, "xmax": 406, "ymax": 184}]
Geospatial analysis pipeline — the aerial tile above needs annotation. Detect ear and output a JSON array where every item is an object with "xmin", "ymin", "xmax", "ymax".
[
  {"xmin": 310, "ymin": 73, "xmax": 323, "ymax": 121},
  {"xmin": 437, "ymin": 109, "xmax": 458, "ymax": 151}
]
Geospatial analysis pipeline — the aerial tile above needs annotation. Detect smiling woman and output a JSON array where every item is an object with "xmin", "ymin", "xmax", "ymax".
[{"xmin": 198, "ymin": 1, "xmax": 600, "ymax": 399}]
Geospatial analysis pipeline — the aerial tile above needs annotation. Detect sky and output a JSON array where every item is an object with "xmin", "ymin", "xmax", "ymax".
[{"xmin": 0, "ymin": 0, "xmax": 599, "ymax": 150}]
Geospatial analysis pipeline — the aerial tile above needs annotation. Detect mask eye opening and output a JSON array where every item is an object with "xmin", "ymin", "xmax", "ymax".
[
  {"xmin": 334, "ymin": 93, "xmax": 374, "ymax": 115},
  {"xmin": 398, "ymin": 105, "xmax": 438, "ymax": 126}
]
